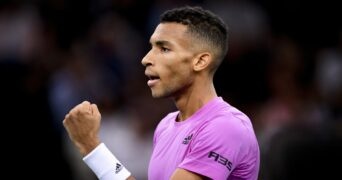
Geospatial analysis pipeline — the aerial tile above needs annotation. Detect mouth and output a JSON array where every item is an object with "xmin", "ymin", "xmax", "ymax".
[
  {"xmin": 145, "ymin": 72, "xmax": 160, "ymax": 87},
  {"xmin": 148, "ymin": 75, "xmax": 160, "ymax": 80}
]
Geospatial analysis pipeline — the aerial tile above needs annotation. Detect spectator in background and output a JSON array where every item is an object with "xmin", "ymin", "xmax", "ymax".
[{"xmin": 0, "ymin": 1, "xmax": 73, "ymax": 179}]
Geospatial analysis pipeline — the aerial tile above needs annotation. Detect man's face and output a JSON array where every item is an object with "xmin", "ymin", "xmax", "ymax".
[{"xmin": 141, "ymin": 23, "xmax": 196, "ymax": 98}]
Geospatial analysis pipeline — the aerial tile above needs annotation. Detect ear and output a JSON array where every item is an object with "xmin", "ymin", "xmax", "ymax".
[{"xmin": 193, "ymin": 52, "xmax": 211, "ymax": 72}]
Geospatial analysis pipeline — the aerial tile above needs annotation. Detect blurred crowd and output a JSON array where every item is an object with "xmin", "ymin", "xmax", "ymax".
[{"xmin": 1, "ymin": 0, "xmax": 341, "ymax": 179}]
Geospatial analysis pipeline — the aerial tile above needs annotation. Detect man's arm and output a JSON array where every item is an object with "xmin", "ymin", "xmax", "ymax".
[{"xmin": 63, "ymin": 101, "xmax": 135, "ymax": 180}]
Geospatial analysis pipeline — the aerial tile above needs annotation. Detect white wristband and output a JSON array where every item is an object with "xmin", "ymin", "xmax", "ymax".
[{"xmin": 83, "ymin": 143, "xmax": 131, "ymax": 180}]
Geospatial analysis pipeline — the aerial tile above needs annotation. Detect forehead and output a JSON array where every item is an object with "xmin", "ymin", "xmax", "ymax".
[{"xmin": 150, "ymin": 23, "xmax": 190, "ymax": 45}]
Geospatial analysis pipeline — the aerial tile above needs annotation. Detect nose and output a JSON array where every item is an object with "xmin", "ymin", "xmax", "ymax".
[{"xmin": 141, "ymin": 50, "xmax": 153, "ymax": 67}]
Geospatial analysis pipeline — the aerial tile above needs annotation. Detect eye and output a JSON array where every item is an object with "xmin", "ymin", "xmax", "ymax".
[{"xmin": 160, "ymin": 47, "xmax": 170, "ymax": 53}]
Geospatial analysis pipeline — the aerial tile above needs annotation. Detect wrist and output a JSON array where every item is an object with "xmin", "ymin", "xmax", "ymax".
[
  {"xmin": 76, "ymin": 139, "xmax": 101, "ymax": 156},
  {"xmin": 83, "ymin": 143, "xmax": 131, "ymax": 180}
]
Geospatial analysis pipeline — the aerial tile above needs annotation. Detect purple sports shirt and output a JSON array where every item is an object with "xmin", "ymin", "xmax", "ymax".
[{"xmin": 148, "ymin": 97, "xmax": 260, "ymax": 180}]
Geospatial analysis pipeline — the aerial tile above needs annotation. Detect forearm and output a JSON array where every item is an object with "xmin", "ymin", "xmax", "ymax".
[{"xmin": 83, "ymin": 143, "xmax": 134, "ymax": 180}]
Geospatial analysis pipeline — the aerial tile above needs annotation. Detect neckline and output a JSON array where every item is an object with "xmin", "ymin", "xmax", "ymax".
[{"xmin": 173, "ymin": 97, "xmax": 223, "ymax": 126}]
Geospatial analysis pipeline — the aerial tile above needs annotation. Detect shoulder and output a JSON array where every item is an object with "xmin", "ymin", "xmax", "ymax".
[
  {"xmin": 196, "ymin": 102, "xmax": 257, "ymax": 148},
  {"xmin": 206, "ymin": 102, "xmax": 253, "ymax": 133},
  {"xmin": 192, "ymin": 103, "xmax": 259, "ymax": 163}
]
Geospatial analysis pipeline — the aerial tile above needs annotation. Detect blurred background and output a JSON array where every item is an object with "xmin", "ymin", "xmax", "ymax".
[{"xmin": 1, "ymin": 0, "xmax": 341, "ymax": 179}]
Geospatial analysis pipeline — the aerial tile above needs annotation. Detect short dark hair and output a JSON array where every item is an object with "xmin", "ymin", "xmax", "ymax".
[{"xmin": 160, "ymin": 6, "xmax": 228, "ymax": 72}]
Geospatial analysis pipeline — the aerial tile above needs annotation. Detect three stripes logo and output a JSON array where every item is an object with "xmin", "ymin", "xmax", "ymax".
[
  {"xmin": 182, "ymin": 133, "xmax": 193, "ymax": 144},
  {"xmin": 115, "ymin": 163, "xmax": 123, "ymax": 174}
]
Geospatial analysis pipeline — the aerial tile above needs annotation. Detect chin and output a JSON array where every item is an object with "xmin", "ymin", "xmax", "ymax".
[
  {"xmin": 151, "ymin": 93, "xmax": 165, "ymax": 99},
  {"xmin": 151, "ymin": 90, "xmax": 171, "ymax": 99}
]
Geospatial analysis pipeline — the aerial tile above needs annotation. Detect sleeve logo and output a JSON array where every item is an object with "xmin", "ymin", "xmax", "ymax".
[{"xmin": 208, "ymin": 151, "xmax": 233, "ymax": 171}]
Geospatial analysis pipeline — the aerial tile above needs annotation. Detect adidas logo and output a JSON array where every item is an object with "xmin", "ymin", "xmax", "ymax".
[
  {"xmin": 182, "ymin": 134, "xmax": 193, "ymax": 144},
  {"xmin": 115, "ymin": 163, "xmax": 123, "ymax": 174}
]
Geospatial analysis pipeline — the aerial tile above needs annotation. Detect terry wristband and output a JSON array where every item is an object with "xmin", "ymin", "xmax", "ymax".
[{"xmin": 83, "ymin": 143, "xmax": 131, "ymax": 180}]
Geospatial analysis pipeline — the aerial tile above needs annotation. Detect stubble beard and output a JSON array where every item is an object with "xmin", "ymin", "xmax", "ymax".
[{"xmin": 150, "ymin": 86, "xmax": 175, "ymax": 99}]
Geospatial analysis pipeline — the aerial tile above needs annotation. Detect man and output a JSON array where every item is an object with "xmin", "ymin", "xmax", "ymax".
[{"xmin": 63, "ymin": 6, "xmax": 260, "ymax": 180}]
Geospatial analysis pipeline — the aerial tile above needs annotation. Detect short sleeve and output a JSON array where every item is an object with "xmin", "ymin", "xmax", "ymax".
[{"xmin": 178, "ymin": 116, "xmax": 249, "ymax": 180}]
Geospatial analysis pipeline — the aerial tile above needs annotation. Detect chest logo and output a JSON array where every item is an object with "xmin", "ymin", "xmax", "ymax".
[{"xmin": 182, "ymin": 133, "xmax": 193, "ymax": 144}]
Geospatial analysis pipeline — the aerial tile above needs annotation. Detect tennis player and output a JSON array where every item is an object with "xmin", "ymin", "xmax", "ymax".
[{"xmin": 63, "ymin": 6, "xmax": 260, "ymax": 180}]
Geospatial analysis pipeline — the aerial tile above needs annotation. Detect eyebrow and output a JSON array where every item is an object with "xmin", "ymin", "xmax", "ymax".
[{"xmin": 151, "ymin": 40, "xmax": 172, "ymax": 47}]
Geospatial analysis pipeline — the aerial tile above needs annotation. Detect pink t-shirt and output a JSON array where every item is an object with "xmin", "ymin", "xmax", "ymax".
[{"xmin": 148, "ymin": 97, "xmax": 260, "ymax": 180}]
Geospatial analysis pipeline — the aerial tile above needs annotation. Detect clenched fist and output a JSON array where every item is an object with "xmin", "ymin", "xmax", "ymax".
[{"xmin": 63, "ymin": 101, "xmax": 102, "ymax": 156}]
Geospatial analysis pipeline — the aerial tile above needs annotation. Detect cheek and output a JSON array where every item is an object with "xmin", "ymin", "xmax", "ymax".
[
  {"xmin": 159, "ymin": 56, "xmax": 193, "ymax": 86},
  {"xmin": 166, "ymin": 65, "xmax": 193, "ymax": 86}
]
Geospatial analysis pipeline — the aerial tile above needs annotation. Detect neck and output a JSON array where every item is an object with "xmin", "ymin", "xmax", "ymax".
[{"xmin": 173, "ymin": 77, "xmax": 217, "ymax": 121}]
